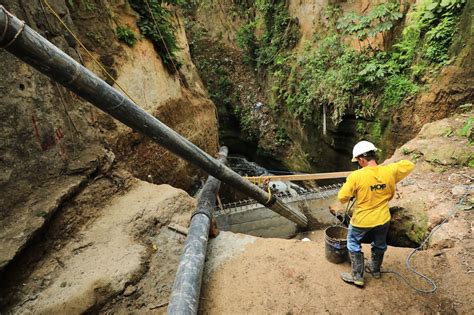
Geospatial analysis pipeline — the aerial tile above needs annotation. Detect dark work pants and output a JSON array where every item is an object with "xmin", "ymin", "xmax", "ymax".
[{"xmin": 347, "ymin": 222, "xmax": 390, "ymax": 253}]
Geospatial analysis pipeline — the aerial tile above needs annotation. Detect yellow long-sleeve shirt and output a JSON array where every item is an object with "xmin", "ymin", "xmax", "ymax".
[{"xmin": 338, "ymin": 160, "xmax": 415, "ymax": 228}]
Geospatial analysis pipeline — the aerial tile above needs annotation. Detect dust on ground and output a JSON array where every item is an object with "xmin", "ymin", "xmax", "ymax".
[
  {"xmin": 200, "ymin": 113, "xmax": 474, "ymax": 314},
  {"xmin": 201, "ymin": 230, "xmax": 473, "ymax": 314}
]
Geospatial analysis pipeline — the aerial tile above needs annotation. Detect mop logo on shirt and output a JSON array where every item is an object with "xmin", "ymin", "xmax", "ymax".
[{"xmin": 370, "ymin": 183, "xmax": 386, "ymax": 191}]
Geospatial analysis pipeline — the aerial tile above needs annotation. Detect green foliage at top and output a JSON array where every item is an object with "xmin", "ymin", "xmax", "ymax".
[
  {"xmin": 236, "ymin": 0, "xmax": 300, "ymax": 69},
  {"xmin": 255, "ymin": 0, "xmax": 300, "ymax": 68},
  {"xmin": 269, "ymin": 0, "xmax": 465, "ymax": 127},
  {"xmin": 116, "ymin": 25, "xmax": 138, "ymax": 46},
  {"xmin": 281, "ymin": 36, "xmax": 367, "ymax": 123},
  {"xmin": 236, "ymin": 22, "xmax": 258, "ymax": 65},
  {"xmin": 337, "ymin": 1, "xmax": 402, "ymax": 45},
  {"xmin": 388, "ymin": 0, "xmax": 465, "ymax": 74},
  {"xmin": 424, "ymin": 14, "xmax": 459, "ymax": 62},
  {"xmin": 129, "ymin": 0, "xmax": 183, "ymax": 73}
]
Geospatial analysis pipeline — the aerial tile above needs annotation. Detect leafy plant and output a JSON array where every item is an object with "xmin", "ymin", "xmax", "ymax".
[
  {"xmin": 255, "ymin": 0, "xmax": 300, "ymax": 68},
  {"xmin": 382, "ymin": 75, "xmax": 419, "ymax": 107},
  {"xmin": 236, "ymin": 22, "xmax": 258, "ymax": 65},
  {"xmin": 234, "ymin": 105, "xmax": 260, "ymax": 140},
  {"xmin": 278, "ymin": 36, "xmax": 368, "ymax": 124},
  {"xmin": 337, "ymin": 1, "xmax": 402, "ymax": 47},
  {"xmin": 402, "ymin": 148, "xmax": 412, "ymax": 155},
  {"xmin": 421, "ymin": 0, "xmax": 465, "ymax": 23},
  {"xmin": 458, "ymin": 117, "xmax": 473, "ymax": 142},
  {"xmin": 423, "ymin": 15, "xmax": 458, "ymax": 63},
  {"xmin": 275, "ymin": 127, "xmax": 290, "ymax": 145},
  {"xmin": 236, "ymin": 0, "xmax": 300, "ymax": 71},
  {"xmin": 116, "ymin": 26, "xmax": 138, "ymax": 46},
  {"xmin": 129, "ymin": 0, "xmax": 183, "ymax": 73},
  {"xmin": 468, "ymin": 159, "xmax": 474, "ymax": 168}
]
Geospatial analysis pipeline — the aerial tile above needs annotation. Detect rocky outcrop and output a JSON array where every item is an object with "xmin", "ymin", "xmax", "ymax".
[
  {"xmin": 386, "ymin": 0, "xmax": 474, "ymax": 153},
  {"xmin": 1, "ymin": 178, "xmax": 197, "ymax": 313},
  {"xmin": 386, "ymin": 112, "xmax": 473, "ymax": 248},
  {"xmin": 0, "ymin": 0, "xmax": 217, "ymax": 272}
]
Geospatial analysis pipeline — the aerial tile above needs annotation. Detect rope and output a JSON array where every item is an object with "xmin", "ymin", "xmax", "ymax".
[
  {"xmin": 0, "ymin": 6, "xmax": 25, "ymax": 49},
  {"xmin": 42, "ymin": 0, "xmax": 138, "ymax": 104},
  {"xmin": 143, "ymin": 0, "xmax": 182, "ymax": 78},
  {"xmin": 266, "ymin": 183, "xmax": 272, "ymax": 204},
  {"xmin": 377, "ymin": 187, "xmax": 472, "ymax": 294}
]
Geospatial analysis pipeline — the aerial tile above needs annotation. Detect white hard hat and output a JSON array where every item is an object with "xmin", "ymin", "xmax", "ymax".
[{"xmin": 352, "ymin": 140, "xmax": 378, "ymax": 162}]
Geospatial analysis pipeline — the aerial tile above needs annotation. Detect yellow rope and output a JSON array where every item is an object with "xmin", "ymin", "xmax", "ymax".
[
  {"xmin": 42, "ymin": 0, "xmax": 138, "ymax": 104},
  {"xmin": 244, "ymin": 176, "xmax": 273, "ymax": 204},
  {"xmin": 266, "ymin": 184, "xmax": 272, "ymax": 204}
]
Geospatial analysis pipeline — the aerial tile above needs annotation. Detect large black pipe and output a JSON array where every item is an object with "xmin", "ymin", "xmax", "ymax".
[
  {"xmin": 0, "ymin": 7, "xmax": 307, "ymax": 226},
  {"xmin": 167, "ymin": 146, "xmax": 227, "ymax": 315}
]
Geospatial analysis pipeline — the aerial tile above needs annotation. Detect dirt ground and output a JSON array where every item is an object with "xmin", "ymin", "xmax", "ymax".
[
  {"xmin": 0, "ymin": 172, "xmax": 196, "ymax": 314},
  {"xmin": 200, "ymin": 113, "xmax": 474, "ymax": 314},
  {"xmin": 201, "ymin": 230, "xmax": 473, "ymax": 314},
  {"xmin": 1, "ymin": 113, "xmax": 472, "ymax": 314}
]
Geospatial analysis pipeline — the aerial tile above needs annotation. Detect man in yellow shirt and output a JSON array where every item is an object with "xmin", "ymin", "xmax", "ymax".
[{"xmin": 338, "ymin": 141, "xmax": 414, "ymax": 287}]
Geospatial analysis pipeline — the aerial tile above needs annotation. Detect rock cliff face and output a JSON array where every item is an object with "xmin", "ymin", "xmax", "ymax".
[
  {"xmin": 186, "ymin": 0, "xmax": 472, "ymax": 172},
  {"xmin": 386, "ymin": 0, "xmax": 474, "ymax": 153},
  {"xmin": 0, "ymin": 0, "xmax": 217, "ymax": 271}
]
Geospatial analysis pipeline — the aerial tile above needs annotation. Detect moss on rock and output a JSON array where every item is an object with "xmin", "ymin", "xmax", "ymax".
[{"xmin": 387, "ymin": 201, "xmax": 428, "ymax": 247}]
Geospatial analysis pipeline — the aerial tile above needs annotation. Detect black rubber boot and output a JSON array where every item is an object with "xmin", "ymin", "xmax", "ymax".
[
  {"xmin": 367, "ymin": 249, "xmax": 385, "ymax": 279},
  {"xmin": 341, "ymin": 251, "xmax": 364, "ymax": 287}
]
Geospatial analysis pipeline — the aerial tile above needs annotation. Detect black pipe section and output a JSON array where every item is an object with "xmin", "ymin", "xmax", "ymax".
[
  {"xmin": 167, "ymin": 147, "xmax": 227, "ymax": 315},
  {"xmin": 0, "ymin": 7, "xmax": 307, "ymax": 227}
]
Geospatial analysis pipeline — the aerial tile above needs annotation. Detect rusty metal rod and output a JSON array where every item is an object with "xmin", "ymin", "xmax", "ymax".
[{"xmin": 0, "ymin": 7, "xmax": 308, "ymax": 227}]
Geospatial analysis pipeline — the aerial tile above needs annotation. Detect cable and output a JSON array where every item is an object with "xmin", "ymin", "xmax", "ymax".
[
  {"xmin": 42, "ymin": 0, "xmax": 138, "ymax": 104},
  {"xmin": 379, "ymin": 186, "xmax": 472, "ymax": 294},
  {"xmin": 143, "ymin": 0, "xmax": 182, "ymax": 77},
  {"xmin": 0, "ymin": 6, "xmax": 25, "ymax": 49}
]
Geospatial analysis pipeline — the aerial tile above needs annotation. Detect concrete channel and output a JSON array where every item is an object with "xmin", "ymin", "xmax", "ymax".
[{"xmin": 215, "ymin": 186, "xmax": 342, "ymax": 238}]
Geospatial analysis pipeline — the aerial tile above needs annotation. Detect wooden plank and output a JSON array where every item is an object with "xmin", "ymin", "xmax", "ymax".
[
  {"xmin": 167, "ymin": 223, "xmax": 188, "ymax": 236},
  {"xmin": 244, "ymin": 171, "xmax": 352, "ymax": 182}
]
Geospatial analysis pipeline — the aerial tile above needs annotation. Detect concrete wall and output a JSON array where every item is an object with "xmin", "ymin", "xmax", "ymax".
[{"xmin": 216, "ymin": 191, "xmax": 339, "ymax": 238}]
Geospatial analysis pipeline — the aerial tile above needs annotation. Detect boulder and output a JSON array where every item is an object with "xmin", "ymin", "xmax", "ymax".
[{"xmin": 387, "ymin": 203, "xmax": 428, "ymax": 248}]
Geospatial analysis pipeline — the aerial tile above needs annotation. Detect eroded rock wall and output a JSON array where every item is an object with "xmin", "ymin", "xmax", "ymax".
[
  {"xmin": 0, "ymin": 0, "xmax": 217, "ymax": 271},
  {"xmin": 187, "ymin": 0, "xmax": 472, "ymax": 173},
  {"xmin": 386, "ymin": 0, "xmax": 474, "ymax": 153}
]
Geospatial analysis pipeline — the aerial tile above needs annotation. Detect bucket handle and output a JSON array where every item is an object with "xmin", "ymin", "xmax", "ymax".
[{"xmin": 332, "ymin": 197, "xmax": 356, "ymax": 227}]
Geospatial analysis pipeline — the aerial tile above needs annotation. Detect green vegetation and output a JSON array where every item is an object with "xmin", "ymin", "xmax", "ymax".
[
  {"xmin": 116, "ymin": 26, "xmax": 138, "ymax": 46},
  {"xmin": 265, "ymin": 0, "xmax": 465, "ymax": 127},
  {"xmin": 35, "ymin": 211, "xmax": 48, "ymax": 218},
  {"xmin": 129, "ymin": 0, "xmax": 183, "ymax": 73},
  {"xmin": 281, "ymin": 36, "xmax": 366, "ymax": 123},
  {"xmin": 236, "ymin": 22, "xmax": 258, "ymax": 65},
  {"xmin": 337, "ymin": 1, "xmax": 402, "ymax": 48},
  {"xmin": 458, "ymin": 117, "xmax": 473, "ymax": 143},
  {"xmin": 468, "ymin": 159, "xmax": 474, "ymax": 169},
  {"xmin": 236, "ymin": 0, "xmax": 299, "ymax": 70},
  {"xmin": 382, "ymin": 75, "xmax": 419, "ymax": 108},
  {"xmin": 233, "ymin": 105, "xmax": 260, "ymax": 141},
  {"xmin": 275, "ymin": 127, "xmax": 290, "ymax": 146},
  {"xmin": 402, "ymin": 148, "xmax": 412, "ymax": 155}
]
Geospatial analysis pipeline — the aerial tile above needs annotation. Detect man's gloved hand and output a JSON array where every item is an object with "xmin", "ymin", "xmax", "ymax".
[{"xmin": 329, "ymin": 204, "xmax": 344, "ymax": 216}]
